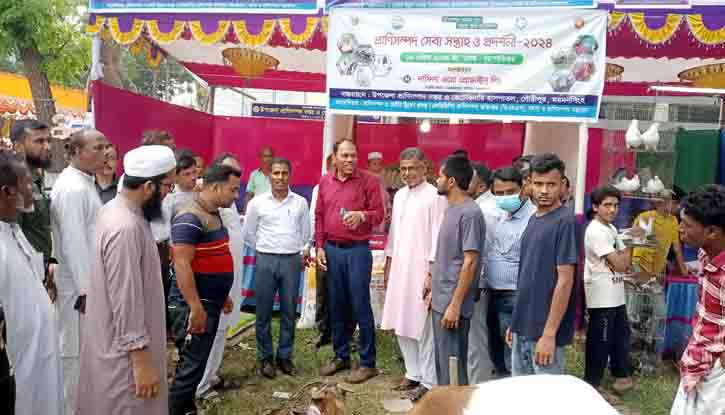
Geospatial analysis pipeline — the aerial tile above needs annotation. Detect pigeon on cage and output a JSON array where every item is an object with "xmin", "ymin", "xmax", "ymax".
[
  {"xmin": 626, "ymin": 119, "xmax": 643, "ymax": 149},
  {"xmin": 614, "ymin": 175, "xmax": 641, "ymax": 193},
  {"xmin": 642, "ymin": 122, "xmax": 661, "ymax": 151}
]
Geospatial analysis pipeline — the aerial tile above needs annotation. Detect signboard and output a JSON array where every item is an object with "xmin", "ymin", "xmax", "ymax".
[
  {"xmin": 327, "ymin": 8, "xmax": 608, "ymax": 122},
  {"xmin": 89, "ymin": 0, "xmax": 320, "ymax": 14},
  {"xmin": 326, "ymin": 0, "xmax": 597, "ymax": 9},
  {"xmin": 251, "ymin": 103, "xmax": 326, "ymax": 120}
]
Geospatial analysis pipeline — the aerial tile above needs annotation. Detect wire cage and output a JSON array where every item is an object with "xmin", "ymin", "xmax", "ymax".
[{"xmin": 625, "ymin": 280, "xmax": 667, "ymax": 374}]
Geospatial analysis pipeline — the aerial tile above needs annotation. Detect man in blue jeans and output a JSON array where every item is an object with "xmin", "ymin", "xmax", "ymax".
[
  {"xmin": 242, "ymin": 158, "xmax": 310, "ymax": 379},
  {"xmin": 168, "ymin": 164, "xmax": 241, "ymax": 415},
  {"xmin": 508, "ymin": 153, "xmax": 577, "ymax": 376},
  {"xmin": 315, "ymin": 139, "xmax": 384, "ymax": 384},
  {"xmin": 485, "ymin": 167, "xmax": 536, "ymax": 377}
]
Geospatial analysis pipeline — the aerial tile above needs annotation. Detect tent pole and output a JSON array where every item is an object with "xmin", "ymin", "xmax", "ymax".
[{"xmin": 575, "ymin": 123, "xmax": 589, "ymax": 216}]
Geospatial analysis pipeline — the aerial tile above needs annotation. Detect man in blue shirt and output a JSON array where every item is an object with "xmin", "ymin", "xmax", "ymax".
[
  {"xmin": 508, "ymin": 153, "xmax": 577, "ymax": 376},
  {"xmin": 485, "ymin": 166, "xmax": 536, "ymax": 377}
]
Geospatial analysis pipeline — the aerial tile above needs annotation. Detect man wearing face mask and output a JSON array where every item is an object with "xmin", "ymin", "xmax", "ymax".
[
  {"xmin": 77, "ymin": 145, "xmax": 177, "ymax": 415},
  {"xmin": 485, "ymin": 167, "xmax": 536, "ymax": 377}
]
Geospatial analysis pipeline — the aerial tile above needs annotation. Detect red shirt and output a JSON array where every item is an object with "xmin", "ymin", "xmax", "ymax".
[
  {"xmin": 315, "ymin": 169, "xmax": 384, "ymax": 247},
  {"xmin": 680, "ymin": 249, "xmax": 725, "ymax": 393}
]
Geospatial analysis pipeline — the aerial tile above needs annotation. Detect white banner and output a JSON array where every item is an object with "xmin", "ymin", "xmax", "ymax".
[{"xmin": 327, "ymin": 8, "xmax": 608, "ymax": 122}]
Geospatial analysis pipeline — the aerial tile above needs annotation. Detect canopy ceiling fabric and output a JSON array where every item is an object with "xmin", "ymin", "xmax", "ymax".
[{"xmin": 87, "ymin": 6, "xmax": 725, "ymax": 92}]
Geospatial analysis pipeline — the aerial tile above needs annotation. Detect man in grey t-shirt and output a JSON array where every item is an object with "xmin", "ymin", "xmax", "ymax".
[{"xmin": 424, "ymin": 156, "xmax": 485, "ymax": 386}]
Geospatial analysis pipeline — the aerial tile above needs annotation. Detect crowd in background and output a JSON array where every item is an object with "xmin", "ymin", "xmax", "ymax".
[{"xmin": 1, "ymin": 119, "xmax": 725, "ymax": 415}]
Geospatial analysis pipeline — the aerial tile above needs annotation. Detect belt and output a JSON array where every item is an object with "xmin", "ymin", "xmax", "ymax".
[
  {"xmin": 326, "ymin": 240, "xmax": 369, "ymax": 249},
  {"xmin": 488, "ymin": 289, "xmax": 516, "ymax": 296},
  {"xmin": 257, "ymin": 251, "xmax": 299, "ymax": 257}
]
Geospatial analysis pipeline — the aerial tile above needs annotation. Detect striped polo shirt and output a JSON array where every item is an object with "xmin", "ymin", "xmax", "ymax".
[{"xmin": 172, "ymin": 209, "xmax": 234, "ymax": 305}]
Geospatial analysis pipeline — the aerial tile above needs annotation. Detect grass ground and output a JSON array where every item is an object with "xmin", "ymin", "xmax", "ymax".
[{"xmin": 188, "ymin": 322, "xmax": 680, "ymax": 415}]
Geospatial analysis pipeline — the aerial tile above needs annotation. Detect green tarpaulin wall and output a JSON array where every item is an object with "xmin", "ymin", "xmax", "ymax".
[{"xmin": 675, "ymin": 129, "xmax": 721, "ymax": 192}]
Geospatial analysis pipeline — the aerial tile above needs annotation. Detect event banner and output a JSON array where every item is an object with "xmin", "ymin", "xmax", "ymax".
[
  {"xmin": 89, "ymin": 0, "xmax": 320, "ymax": 13},
  {"xmin": 614, "ymin": 0, "xmax": 690, "ymax": 7},
  {"xmin": 327, "ymin": 8, "xmax": 607, "ymax": 122},
  {"xmin": 251, "ymin": 103, "xmax": 326, "ymax": 120},
  {"xmin": 326, "ymin": 0, "xmax": 597, "ymax": 9}
]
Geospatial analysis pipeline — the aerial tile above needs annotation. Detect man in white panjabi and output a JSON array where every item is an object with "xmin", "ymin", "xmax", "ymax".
[
  {"xmin": 381, "ymin": 147, "xmax": 446, "ymax": 401},
  {"xmin": 49, "ymin": 129, "xmax": 106, "ymax": 413},
  {"xmin": 197, "ymin": 154, "xmax": 245, "ymax": 397},
  {"xmin": 0, "ymin": 153, "xmax": 64, "ymax": 415}
]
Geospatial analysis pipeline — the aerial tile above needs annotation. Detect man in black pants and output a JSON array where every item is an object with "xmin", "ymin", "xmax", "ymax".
[{"xmin": 168, "ymin": 165, "xmax": 241, "ymax": 415}]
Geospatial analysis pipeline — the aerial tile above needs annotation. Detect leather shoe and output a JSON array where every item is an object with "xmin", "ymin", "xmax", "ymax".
[
  {"xmin": 259, "ymin": 360, "xmax": 276, "ymax": 379},
  {"xmin": 319, "ymin": 358, "xmax": 351, "ymax": 376},
  {"xmin": 276, "ymin": 358, "xmax": 296, "ymax": 376},
  {"xmin": 315, "ymin": 334, "xmax": 331, "ymax": 349},
  {"xmin": 392, "ymin": 378, "xmax": 420, "ymax": 391},
  {"xmin": 346, "ymin": 367, "xmax": 379, "ymax": 384}
]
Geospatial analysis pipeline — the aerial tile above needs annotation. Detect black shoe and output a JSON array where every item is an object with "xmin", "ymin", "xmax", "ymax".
[
  {"xmin": 276, "ymin": 358, "xmax": 296, "ymax": 376},
  {"xmin": 315, "ymin": 334, "xmax": 331, "ymax": 349},
  {"xmin": 259, "ymin": 360, "xmax": 276, "ymax": 379}
]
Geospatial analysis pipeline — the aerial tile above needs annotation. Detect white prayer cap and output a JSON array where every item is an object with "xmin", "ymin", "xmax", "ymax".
[
  {"xmin": 123, "ymin": 145, "xmax": 176, "ymax": 178},
  {"xmin": 368, "ymin": 152, "xmax": 383, "ymax": 161}
]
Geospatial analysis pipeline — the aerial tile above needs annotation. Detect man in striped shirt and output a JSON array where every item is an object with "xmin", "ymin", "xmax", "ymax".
[
  {"xmin": 168, "ymin": 164, "xmax": 241, "ymax": 415},
  {"xmin": 671, "ymin": 185, "xmax": 725, "ymax": 415}
]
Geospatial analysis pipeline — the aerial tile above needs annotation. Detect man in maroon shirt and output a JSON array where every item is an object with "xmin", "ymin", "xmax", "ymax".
[{"xmin": 315, "ymin": 139, "xmax": 384, "ymax": 384}]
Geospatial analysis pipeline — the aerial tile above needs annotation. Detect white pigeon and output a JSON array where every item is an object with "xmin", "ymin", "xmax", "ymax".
[
  {"xmin": 613, "ymin": 175, "xmax": 640, "ymax": 193},
  {"xmin": 625, "ymin": 119, "xmax": 643, "ymax": 149},
  {"xmin": 642, "ymin": 176, "xmax": 665, "ymax": 194},
  {"xmin": 638, "ymin": 217, "xmax": 654, "ymax": 237},
  {"xmin": 642, "ymin": 123, "xmax": 660, "ymax": 151}
]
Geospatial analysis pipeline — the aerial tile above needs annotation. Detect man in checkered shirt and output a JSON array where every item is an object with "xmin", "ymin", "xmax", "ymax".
[{"xmin": 671, "ymin": 185, "xmax": 725, "ymax": 415}]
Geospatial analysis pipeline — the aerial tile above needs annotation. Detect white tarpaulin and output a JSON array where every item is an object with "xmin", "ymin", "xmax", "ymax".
[{"xmin": 327, "ymin": 8, "xmax": 608, "ymax": 122}]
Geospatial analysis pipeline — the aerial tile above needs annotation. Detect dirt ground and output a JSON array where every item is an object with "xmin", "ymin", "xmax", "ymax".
[{"xmin": 166, "ymin": 324, "xmax": 678, "ymax": 415}]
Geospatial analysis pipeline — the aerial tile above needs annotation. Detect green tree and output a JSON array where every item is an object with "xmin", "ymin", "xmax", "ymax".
[{"xmin": 0, "ymin": 0, "xmax": 90, "ymax": 123}]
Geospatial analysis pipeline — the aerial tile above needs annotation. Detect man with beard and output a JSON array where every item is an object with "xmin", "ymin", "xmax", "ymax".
[
  {"xmin": 10, "ymin": 120, "xmax": 55, "ymax": 291},
  {"xmin": 77, "ymin": 145, "xmax": 176, "ymax": 415},
  {"xmin": 49, "ymin": 129, "xmax": 106, "ymax": 414},
  {"xmin": 430, "ymin": 156, "xmax": 486, "ymax": 386}
]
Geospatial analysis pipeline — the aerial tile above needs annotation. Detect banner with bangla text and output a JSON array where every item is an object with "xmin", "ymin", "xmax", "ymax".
[
  {"xmin": 327, "ymin": 8, "xmax": 608, "ymax": 122},
  {"xmin": 89, "ymin": 0, "xmax": 320, "ymax": 14}
]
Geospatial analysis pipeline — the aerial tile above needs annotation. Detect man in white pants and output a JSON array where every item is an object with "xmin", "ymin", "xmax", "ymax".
[
  {"xmin": 381, "ymin": 147, "xmax": 446, "ymax": 401},
  {"xmin": 197, "ymin": 154, "xmax": 245, "ymax": 397},
  {"xmin": 50, "ymin": 129, "xmax": 106, "ymax": 414}
]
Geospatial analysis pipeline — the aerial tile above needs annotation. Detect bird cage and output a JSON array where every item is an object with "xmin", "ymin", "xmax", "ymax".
[{"xmin": 625, "ymin": 279, "xmax": 667, "ymax": 375}]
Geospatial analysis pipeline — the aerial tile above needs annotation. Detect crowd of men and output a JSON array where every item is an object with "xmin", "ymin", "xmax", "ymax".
[{"xmin": 1, "ymin": 118, "xmax": 725, "ymax": 415}]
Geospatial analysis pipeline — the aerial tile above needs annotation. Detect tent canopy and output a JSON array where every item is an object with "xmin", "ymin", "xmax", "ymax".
[{"xmin": 88, "ymin": 4, "xmax": 725, "ymax": 93}]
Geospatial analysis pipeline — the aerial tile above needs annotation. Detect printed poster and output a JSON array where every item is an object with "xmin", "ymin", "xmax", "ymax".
[{"xmin": 327, "ymin": 8, "xmax": 608, "ymax": 122}]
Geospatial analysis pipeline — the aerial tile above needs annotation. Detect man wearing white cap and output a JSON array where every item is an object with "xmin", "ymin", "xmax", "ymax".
[
  {"xmin": 367, "ymin": 152, "xmax": 391, "ymax": 233},
  {"xmin": 77, "ymin": 145, "xmax": 177, "ymax": 415},
  {"xmin": 367, "ymin": 152, "xmax": 384, "ymax": 177}
]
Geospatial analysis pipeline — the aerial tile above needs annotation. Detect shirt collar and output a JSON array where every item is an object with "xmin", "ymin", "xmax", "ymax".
[
  {"xmin": 68, "ymin": 165, "xmax": 96, "ymax": 183},
  {"xmin": 700, "ymin": 249, "xmax": 725, "ymax": 273},
  {"xmin": 332, "ymin": 169, "xmax": 361, "ymax": 183},
  {"xmin": 0, "ymin": 221, "xmax": 17, "ymax": 232},
  {"xmin": 263, "ymin": 190, "xmax": 293, "ymax": 204},
  {"xmin": 117, "ymin": 193, "xmax": 144, "ymax": 217},
  {"xmin": 476, "ymin": 191, "xmax": 494, "ymax": 204},
  {"xmin": 510, "ymin": 200, "xmax": 534, "ymax": 220}
]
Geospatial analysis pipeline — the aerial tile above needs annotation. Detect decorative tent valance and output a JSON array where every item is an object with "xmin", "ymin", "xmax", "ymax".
[
  {"xmin": 608, "ymin": 11, "xmax": 725, "ymax": 51},
  {"xmin": 87, "ymin": 14, "xmax": 328, "ymax": 50}
]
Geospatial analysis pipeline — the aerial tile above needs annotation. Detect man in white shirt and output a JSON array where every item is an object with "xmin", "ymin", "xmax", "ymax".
[
  {"xmin": 584, "ymin": 185, "xmax": 638, "ymax": 394},
  {"xmin": 242, "ymin": 158, "xmax": 310, "ymax": 379},
  {"xmin": 50, "ymin": 129, "xmax": 106, "ymax": 414},
  {"xmin": 467, "ymin": 163, "xmax": 503, "ymax": 383},
  {"xmin": 0, "ymin": 153, "xmax": 64, "ymax": 415}
]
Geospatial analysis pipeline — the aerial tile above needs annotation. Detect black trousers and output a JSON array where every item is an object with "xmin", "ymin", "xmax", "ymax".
[
  {"xmin": 315, "ymin": 263, "xmax": 355, "ymax": 340},
  {"xmin": 585, "ymin": 305, "xmax": 632, "ymax": 387},
  {"xmin": 169, "ymin": 301, "xmax": 222, "ymax": 415},
  {"xmin": 157, "ymin": 242, "xmax": 172, "ymax": 331}
]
